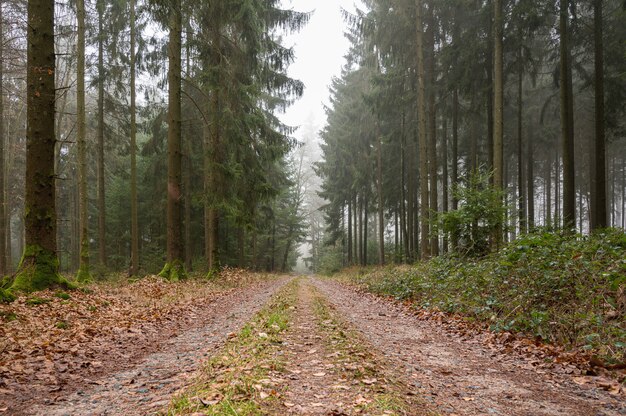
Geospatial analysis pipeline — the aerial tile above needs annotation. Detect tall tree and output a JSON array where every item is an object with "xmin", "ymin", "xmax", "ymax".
[
  {"xmin": 76, "ymin": 0, "xmax": 91, "ymax": 282},
  {"xmin": 96, "ymin": 0, "xmax": 106, "ymax": 266},
  {"xmin": 559, "ymin": 0, "xmax": 576, "ymax": 229},
  {"xmin": 590, "ymin": 0, "xmax": 606, "ymax": 230},
  {"xmin": 416, "ymin": 0, "xmax": 430, "ymax": 259},
  {"xmin": 11, "ymin": 0, "xmax": 68, "ymax": 291},
  {"xmin": 129, "ymin": 0, "xmax": 139, "ymax": 276},
  {"xmin": 159, "ymin": 0, "xmax": 185, "ymax": 280},
  {"xmin": 492, "ymin": 0, "xmax": 504, "ymax": 247},
  {"xmin": 0, "ymin": 3, "xmax": 5, "ymax": 277}
]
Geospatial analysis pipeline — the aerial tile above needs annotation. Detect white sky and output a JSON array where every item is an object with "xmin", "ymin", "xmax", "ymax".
[{"xmin": 280, "ymin": 0, "xmax": 361, "ymax": 141}]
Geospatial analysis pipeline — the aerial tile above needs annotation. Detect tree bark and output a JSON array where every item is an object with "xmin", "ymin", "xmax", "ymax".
[
  {"xmin": 527, "ymin": 129, "xmax": 535, "ymax": 230},
  {"xmin": 0, "ymin": 4, "xmax": 5, "ymax": 276},
  {"xmin": 416, "ymin": 0, "xmax": 430, "ymax": 259},
  {"xmin": 590, "ymin": 0, "xmax": 606, "ymax": 230},
  {"xmin": 376, "ymin": 132, "xmax": 385, "ymax": 265},
  {"xmin": 517, "ymin": 42, "xmax": 526, "ymax": 234},
  {"xmin": 427, "ymin": 5, "xmax": 438, "ymax": 256},
  {"xmin": 493, "ymin": 0, "xmax": 504, "ymax": 247},
  {"xmin": 97, "ymin": 0, "xmax": 106, "ymax": 267},
  {"xmin": 76, "ymin": 0, "xmax": 91, "ymax": 282},
  {"xmin": 559, "ymin": 0, "xmax": 576, "ymax": 230},
  {"xmin": 441, "ymin": 102, "xmax": 448, "ymax": 253},
  {"xmin": 160, "ymin": 0, "xmax": 185, "ymax": 280},
  {"xmin": 129, "ymin": 0, "xmax": 139, "ymax": 276},
  {"xmin": 12, "ymin": 0, "xmax": 66, "ymax": 291}
]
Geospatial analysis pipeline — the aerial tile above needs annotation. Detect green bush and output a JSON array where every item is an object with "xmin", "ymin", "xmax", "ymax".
[
  {"xmin": 345, "ymin": 228, "xmax": 626, "ymax": 362},
  {"xmin": 437, "ymin": 169, "xmax": 507, "ymax": 257}
]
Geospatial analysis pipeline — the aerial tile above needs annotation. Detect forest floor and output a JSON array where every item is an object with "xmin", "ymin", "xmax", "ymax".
[{"xmin": 1, "ymin": 274, "xmax": 624, "ymax": 415}]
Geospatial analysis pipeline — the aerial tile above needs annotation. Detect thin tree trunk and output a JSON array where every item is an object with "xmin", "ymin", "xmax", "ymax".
[
  {"xmin": 77, "ymin": 0, "xmax": 90, "ymax": 281},
  {"xmin": 377, "ymin": 133, "xmax": 385, "ymax": 265},
  {"xmin": 590, "ymin": 0, "xmax": 606, "ymax": 230},
  {"xmin": 517, "ymin": 42, "xmax": 526, "ymax": 234},
  {"xmin": 559, "ymin": 0, "xmax": 576, "ymax": 230},
  {"xmin": 183, "ymin": 36, "xmax": 192, "ymax": 272},
  {"xmin": 347, "ymin": 196, "xmax": 352, "ymax": 265},
  {"xmin": 493, "ymin": 0, "xmax": 504, "ymax": 247},
  {"xmin": 129, "ymin": 0, "xmax": 139, "ymax": 276},
  {"xmin": 451, "ymin": 86, "xmax": 459, "ymax": 250},
  {"xmin": 527, "ymin": 129, "xmax": 535, "ymax": 230},
  {"xmin": 441, "ymin": 103, "xmax": 448, "ymax": 253},
  {"xmin": 363, "ymin": 191, "xmax": 369, "ymax": 266},
  {"xmin": 427, "ymin": 9, "xmax": 438, "ymax": 257},
  {"xmin": 416, "ymin": 0, "xmax": 430, "ymax": 259},
  {"xmin": 486, "ymin": 0, "xmax": 494, "ymax": 175},
  {"xmin": 546, "ymin": 153, "xmax": 552, "ymax": 226},
  {"xmin": 97, "ymin": 0, "xmax": 106, "ymax": 267},
  {"xmin": 0, "ymin": 5, "xmax": 5, "ymax": 276}
]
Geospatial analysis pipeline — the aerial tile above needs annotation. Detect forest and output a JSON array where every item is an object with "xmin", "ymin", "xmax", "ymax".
[{"xmin": 0, "ymin": 0, "xmax": 625, "ymax": 414}]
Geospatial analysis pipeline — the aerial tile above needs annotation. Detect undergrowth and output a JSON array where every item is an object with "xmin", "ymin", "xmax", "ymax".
[{"xmin": 340, "ymin": 229, "xmax": 626, "ymax": 363}]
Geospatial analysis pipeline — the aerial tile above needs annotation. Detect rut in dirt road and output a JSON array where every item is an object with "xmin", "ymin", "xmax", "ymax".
[
  {"xmin": 23, "ymin": 278, "xmax": 290, "ymax": 416},
  {"xmin": 313, "ymin": 278, "xmax": 625, "ymax": 416}
]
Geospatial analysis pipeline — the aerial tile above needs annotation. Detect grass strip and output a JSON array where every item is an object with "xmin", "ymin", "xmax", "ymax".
[
  {"xmin": 310, "ymin": 285, "xmax": 434, "ymax": 416},
  {"xmin": 163, "ymin": 279, "xmax": 298, "ymax": 415}
]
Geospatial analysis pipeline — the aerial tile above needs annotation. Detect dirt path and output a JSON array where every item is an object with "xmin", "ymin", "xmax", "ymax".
[
  {"xmin": 21, "ymin": 278, "xmax": 289, "ymax": 416},
  {"xmin": 277, "ymin": 280, "xmax": 423, "ymax": 415},
  {"xmin": 313, "ymin": 278, "xmax": 625, "ymax": 416}
]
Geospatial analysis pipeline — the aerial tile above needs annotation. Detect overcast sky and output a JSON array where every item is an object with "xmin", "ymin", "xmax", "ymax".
[{"xmin": 280, "ymin": 0, "xmax": 361, "ymax": 143}]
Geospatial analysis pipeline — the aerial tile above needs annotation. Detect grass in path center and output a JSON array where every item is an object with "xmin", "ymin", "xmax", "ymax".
[
  {"xmin": 309, "ymin": 284, "xmax": 434, "ymax": 415},
  {"xmin": 163, "ymin": 279, "xmax": 298, "ymax": 415}
]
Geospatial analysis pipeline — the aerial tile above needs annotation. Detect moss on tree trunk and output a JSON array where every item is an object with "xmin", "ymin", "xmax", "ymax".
[
  {"xmin": 10, "ymin": 245, "xmax": 74, "ymax": 293},
  {"xmin": 158, "ymin": 259, "xmax": 186, "ymax": 282}
]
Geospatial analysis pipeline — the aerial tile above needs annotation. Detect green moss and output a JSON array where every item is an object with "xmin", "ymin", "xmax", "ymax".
[
  {"xmin": 76, "ymin": 266, "xmax": 93, "ymax": 284},
  {"xmin": 0, "ymin": 311, "xmax": 17, "ymax": 321},
  {"xmin": 55, "ymin": 321, "xmax": 69, "ymax": 329},
  {"xmin": 10, "ymin": 245, "xmax": 76, "ymax": 293},
  {"xmin": 158, "ymin": 259, "xmax": 187, "ymax": 282},
  {"xmin": 54, "ymin": 291, "xmax": 71, "ymax": 300},
  {"xmin": 26, "ymin": 296, "xmax": 51, "ymax": 306},
  {"xmin": 0, "ymin": 288, "xmax": 16, "ymax": 303}
]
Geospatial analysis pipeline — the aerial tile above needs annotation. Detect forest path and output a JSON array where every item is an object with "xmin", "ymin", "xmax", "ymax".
[
  {"xmin": 269, "ymin": 278, "xmax": 424, "ymax": 414},
  {"xmin": 23, "ymin": 278, "xmax": 290, "ymax": 416},
  {"xmin": 312, "ymin": 278, "xmax": 625, "ymax": 416}
]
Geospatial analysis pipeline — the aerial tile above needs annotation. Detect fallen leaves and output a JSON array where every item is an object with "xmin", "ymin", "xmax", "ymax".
[{"xmin": 0, "ymin": 274, "xmax": 269, "ymax": 408}]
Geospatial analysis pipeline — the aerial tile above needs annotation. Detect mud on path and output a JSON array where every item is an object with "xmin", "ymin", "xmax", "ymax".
[
  {"xmin": 313, "ymin": 278, "xmax": 625, "ymax": 416},
  {"xmin": 18, "ymin": 278, "xmax": 290, "ymax": 416}
]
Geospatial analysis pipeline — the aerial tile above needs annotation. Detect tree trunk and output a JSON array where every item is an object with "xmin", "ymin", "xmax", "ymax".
[
  {"xmin": 590, "ymin": 0, "xmax": 606, "ymax": 230},
  {"xmin": 486, "ymin": 0, "xmax": 494, "ymax": 175},
  {"xmin": 546, "ymin": 153, "xmax": 552, "ymax": 226},
  {"xmin": 12, "ymin": 0, "xmax": 67, "ymax": 292},
  {"xmin": 377, "ymin": 133, "xmax": 385, "ymax": 265},
  {"xmin": 76, "ymin": 0, "xmax": 91, "ymax": 282},
  {"xmin": 416, "ymin": 0, "xmax": 430, "ymax": 259},
  {"xmin": 527, "ymin": 129, "xmax": 535, "ymax": 230},
  {"xmin": 559, "ymin": 0, "xmax": 576, "ymax": 230},
  {"xmin": 129, "ymin": 0, "xmax": 139, "ymax": 276},
  {"xmin": 427, "ymin": 6, "xmax": 438, "ymax": 256},
  {"xmin": 97, "ymin": 0, "xmax": 106, "ymax": 267},
  {"xmin": 183, "ymin": 30, "xmax": 193, "ymax": 272},
  {"xmin": 441, "ymin": 103, "xmax": 448, "ymax": 253},
  {"xmin": 160, "ymin": 0, "xmax": 185, "ymax": 280},
  {"xmin": 363, "ymin": 193, "xmax": 368, "ymax": 266},
  {"xmin": 517, "ymin": 43, "xmax": 526, "ymax": 235},
  {"xmin": 493, "ymin": 0, "xmax": 504, "ymax": 247},
  {"xmin": 0, "ymin": 5, "xmax": 5, "ymax": 276},
  {"xmin": 347, "ymin": 196, "xmax": 352, "ymax": 265}
]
